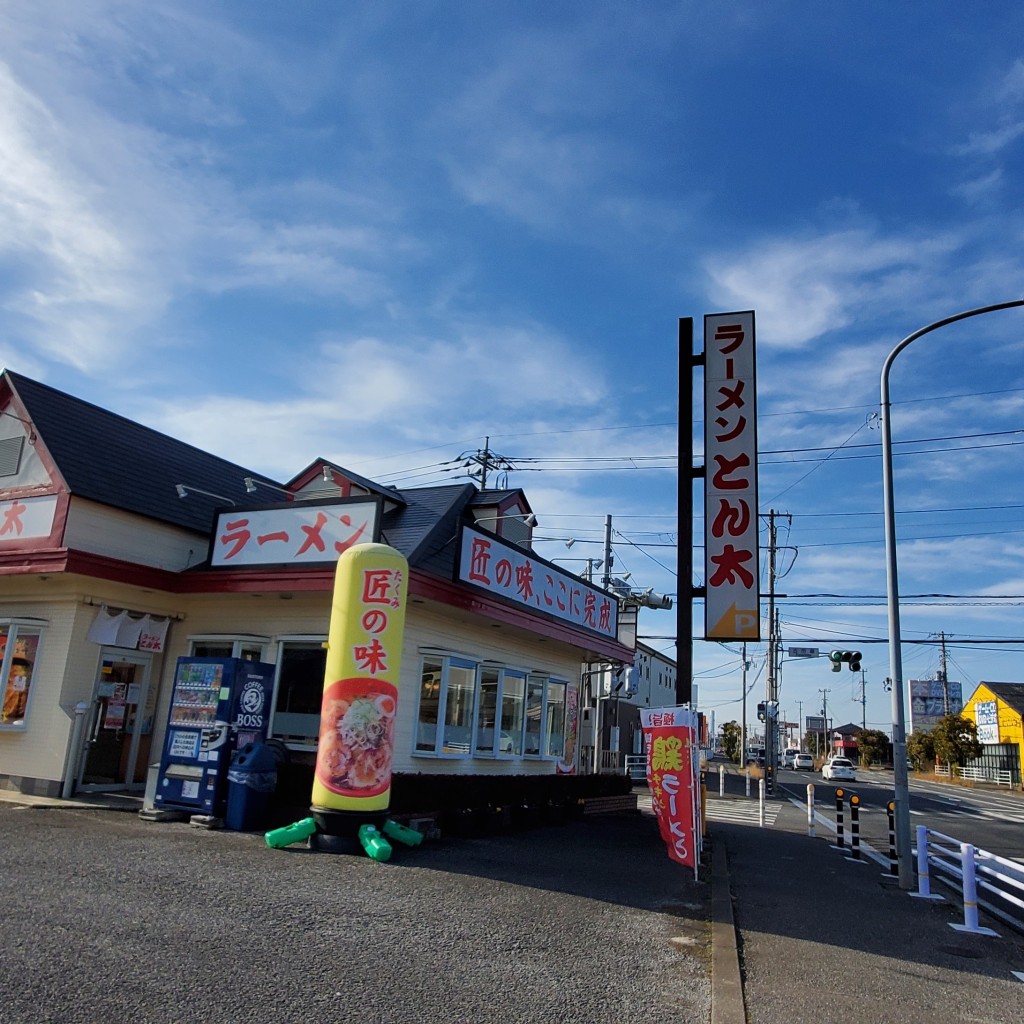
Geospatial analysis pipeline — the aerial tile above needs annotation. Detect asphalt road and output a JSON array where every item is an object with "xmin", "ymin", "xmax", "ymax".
[
  {"xmin": 0, "ymin": 804, "xmax": 711, "ymax": 1024},
  {"xmin": 776, "ymin": 768, "xmax": 1024, "ymax": 861}
]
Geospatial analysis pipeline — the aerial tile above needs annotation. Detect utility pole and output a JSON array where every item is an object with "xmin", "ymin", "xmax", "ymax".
[
  {"xmin": 601, "ymin": 514, "xmax": 614, "ymax": 590},
  {"xmin": 796, "ymin": 699, "xmax": 804, "ymax": 750},
  {"xmin": 818, "ymin": 688, "xmax": 830, "ymax": 759},
  {"xmin": 860, "ymin": 670, "xmax": 867, "ymax": 733},
  {"xmin": 458, "ymin": 436, "xmax": 518, "ymax": 490},
  {"xmin": 764, "ymin": 511, "xmax": 789, "ymax": 788},
  {"xmin": 937, "ymin": 631, "xmax": 950, "ymax": 715},
  {"xmin": 740, "ymin": 643, "xmax": 747, "ymax": 766}
]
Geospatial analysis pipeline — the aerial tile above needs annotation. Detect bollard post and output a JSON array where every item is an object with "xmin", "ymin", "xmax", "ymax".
[
  {"xmin": 745, "ymin": 769, "xmax": 751, "ymax": 798},
  {"xmin": 834, "ymin": 787, "xmax": 845, "ymax": 848},
  {"xmin": 806, "ymin": 783, "xmax": 815, "ymax": 837},
  {"xmin": 758, "ymin": 778, "xmax": 765, "ymax": 827},
  {"xmin": 848, "ymin": 793, "xmax": 861, "ymax": 860},
  {"xmin": 719, "ymin": 764, "xmax": 725, "ymax": 797},
  {"xmin": 950, "ymin": 843, "xmax": 998, "ymax": 935},
  {"xmin": 886, "ymin": 801, "xmax": 898, "ymax": 876},
  {"xmin": 910, "ymin": 824, "xmax": 943, "ymax": 901}
]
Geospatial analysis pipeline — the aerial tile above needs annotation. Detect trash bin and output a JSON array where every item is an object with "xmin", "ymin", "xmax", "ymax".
[{"xmin": 225, "ymin": 742, "xmax": 279, "ymax": 831}]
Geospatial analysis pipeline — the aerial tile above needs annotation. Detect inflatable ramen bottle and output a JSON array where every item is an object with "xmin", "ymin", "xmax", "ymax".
[{"xmin": 311, "ymin": 543, "xmax": 408, "ymax": 841}]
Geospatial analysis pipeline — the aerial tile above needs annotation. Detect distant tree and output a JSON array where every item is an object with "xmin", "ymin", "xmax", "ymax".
[
  {"xmin": 932, "ymin": 715, "xmax": 983, "ymax": 769},
  {"xmin": 907, "ymin": 731, "xmax": 935, "ymax": 768},
  {"xmin": 803, "ymin": 729, "xmax": 824, "ymax": 759},
  {"xmin": 720, "ymin": 721, "xmax": 742, "ymax": 763},
  {"xmin": 855, "ymin": 729, "xmax": 890, "ymax": 766}
]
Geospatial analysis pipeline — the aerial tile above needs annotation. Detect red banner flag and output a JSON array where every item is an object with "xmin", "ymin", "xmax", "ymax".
[{"xmin": 641, "ymin": 708, "xmax": 699, "ymax": 869}]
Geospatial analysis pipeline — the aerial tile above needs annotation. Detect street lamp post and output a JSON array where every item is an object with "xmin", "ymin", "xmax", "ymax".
[{"xmin": 881, "ymin": 298, "xmax": 1024, "ymax": 890}]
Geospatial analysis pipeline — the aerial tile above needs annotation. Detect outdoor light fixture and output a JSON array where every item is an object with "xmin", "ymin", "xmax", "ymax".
[
  {"xmin": 565, "ymin": 537, "xmax": 576, "ymax": 549},
  {"xmin": 475, "ymin": 511, "xmax": 537, "ymax": 528},
  {"xmin": 243, "ymin": 476, "xmax": 293, "ymax": 497},
  {"xmin": 175, "ymin": 484, "xmax": 235, "ymax": 505}
]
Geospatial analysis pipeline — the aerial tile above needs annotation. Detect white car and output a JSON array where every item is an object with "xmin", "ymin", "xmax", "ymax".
[
  {"xmin": 783, "ymin": 748, "xmax": 799, "ymax": 768},
  {"xmin": 793, "ymin": 752, "xmax": 814, "ymax": 771},
  {"xmin": 822, "ymin": 756, "xmax": 856, "ymax": 781}
]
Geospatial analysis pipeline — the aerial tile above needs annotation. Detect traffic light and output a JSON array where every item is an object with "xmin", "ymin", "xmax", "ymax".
[
  {"xmin": 757, "ymin": 702, "xmax": 766, "ymax": 722},
  {"xmin": 829, "ymin": 650, "xmax": 863, "ymax": 672}
]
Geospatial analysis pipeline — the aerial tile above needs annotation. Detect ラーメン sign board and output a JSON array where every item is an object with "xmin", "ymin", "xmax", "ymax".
[{"xmin": 703, "ymin": 311, "xmax": 759, "ymax": 641}]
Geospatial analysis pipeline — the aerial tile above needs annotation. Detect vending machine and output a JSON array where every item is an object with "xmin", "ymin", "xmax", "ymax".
[{"xmin": 154, "ymin": 657, "xmax": 275, "ymax": 816}]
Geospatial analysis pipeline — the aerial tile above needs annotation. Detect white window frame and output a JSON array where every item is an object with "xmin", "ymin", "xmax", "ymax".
[
  {"xmin": 268, "ymin": 634, "xmax": 326, "ymax": 751},
  {"xmin": 186, "ymin": 634, "xmax": 271, "ymax": 661},
  {"xmin": 0, "ymin": 617, "xmax": 47, "ymax": 730},
  {"xmin": 412, "ymin": 654, "xmax": 567, "ymax": 763},
  {"xmin": 413, "ymin": 654, "xmax": 480, "ymax": 759}
]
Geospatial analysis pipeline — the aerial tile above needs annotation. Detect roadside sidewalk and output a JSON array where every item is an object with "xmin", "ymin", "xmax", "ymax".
[
  {"xmin": 0, "ymin": 788, "xmax": 143, "ymax": 811},
  {"xmin": 711, "ymin": 789, "xmax": 1024, "ymax": 1024}
]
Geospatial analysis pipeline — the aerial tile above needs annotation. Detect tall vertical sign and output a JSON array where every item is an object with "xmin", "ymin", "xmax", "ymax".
[
  {"xmin": 311, "ymin": 543, "xmax": 408, "ymax": 833},
  {"xmin": 704, "ymin": 311, "xmax": 760, "ymax": 640}
]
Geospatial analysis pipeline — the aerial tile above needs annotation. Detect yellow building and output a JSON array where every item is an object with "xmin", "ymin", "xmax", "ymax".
[{"xmin": 961, "ymin": 681, "xmax": 1024, "ymax": 786}]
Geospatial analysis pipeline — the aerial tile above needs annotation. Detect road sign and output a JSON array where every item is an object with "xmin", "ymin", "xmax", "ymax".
[{"xmin": 787, "ymin": 647, "xmax": 820, "ymax": 658}]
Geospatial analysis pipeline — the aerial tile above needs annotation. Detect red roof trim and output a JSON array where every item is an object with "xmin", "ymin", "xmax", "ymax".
[{"xmin": 0, "ymin": 546, "xmax": 631, "ymax": 659}]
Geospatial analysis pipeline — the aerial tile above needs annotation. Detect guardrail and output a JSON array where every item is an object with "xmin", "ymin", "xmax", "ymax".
[
  {"xmin": 913, "ymin": 824, "xmax": 1024, "ymax": 935},
  {"xmin": 934, "ymin": 764, "xmax": 951, "ymax": 777}
]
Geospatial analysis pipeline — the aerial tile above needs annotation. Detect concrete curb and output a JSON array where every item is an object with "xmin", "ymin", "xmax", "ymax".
[{"xmin": 711, "ymin": 837, "xmax": 746, "ymax": 1024}]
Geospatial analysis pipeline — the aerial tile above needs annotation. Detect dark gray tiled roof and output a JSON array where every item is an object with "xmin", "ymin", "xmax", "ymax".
[
  {"xmin": 7, "ymin": 371, "xmax": 264, "ymax": 533},
  {"xmin": 978, "ymin": 682, "xmax": 1024, "ymax": 717},
  {"xmin": 4, "ymin": 370, "xmax": 475, "ymax": 569}
]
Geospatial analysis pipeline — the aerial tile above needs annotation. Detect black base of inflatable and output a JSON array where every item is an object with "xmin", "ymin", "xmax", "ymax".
[{"xmin": 310, "ymin": 805, "xmax": 387, "ymax": 838}]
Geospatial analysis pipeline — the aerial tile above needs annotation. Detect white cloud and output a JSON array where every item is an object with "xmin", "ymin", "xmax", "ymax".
[
  {"xmin": 704, "ymin": 229, "xmax": 960, "ymax": 349},
  {"xmin": 953, "ymin": 121, "xmax": 1024, "ymax": 157},
  {"xmin": 144, "ymin": 318, "xmax": 612, "ymax": 477}
]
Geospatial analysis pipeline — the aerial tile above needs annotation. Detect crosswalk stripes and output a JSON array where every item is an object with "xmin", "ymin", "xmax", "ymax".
[{"xmin": 705, "ymin": 798, "xmax": 782, "ymax": 826}]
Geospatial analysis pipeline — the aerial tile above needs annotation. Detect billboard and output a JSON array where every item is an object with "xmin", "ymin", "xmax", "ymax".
[
  {"xmin": 704, "ymin": 311, "xmax": 759, "ymax": 640},
  {"xmin": 908, "ymin": 679, "xmax": 963, "ymax": 734}
]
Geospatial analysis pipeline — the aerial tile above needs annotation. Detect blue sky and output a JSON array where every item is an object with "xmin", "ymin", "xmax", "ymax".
[{"xmin": 2, "ymin": 2, "xmax": 1023, "ymax": 741}]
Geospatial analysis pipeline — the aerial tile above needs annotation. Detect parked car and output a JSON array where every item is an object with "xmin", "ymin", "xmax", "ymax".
[
  {"xmin": 822, "ymin": 756, "xmax": 856, "ymax": 781},
  {"xmin": 793, "ymin": 752, "xmax": 814, "ymax": 771},
  {"xmin": 783, "ymin": 748, "xmax": 799, "ymax": 768}
]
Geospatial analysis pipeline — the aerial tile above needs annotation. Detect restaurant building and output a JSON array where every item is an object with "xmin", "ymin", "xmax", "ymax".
[
  {"xmin": 0, "ymin": 371, "xmax": 634, "ymax": 799},
  {"xmin": 960, "ymin": 681, "xmax": 1024, "ymax": 786}
]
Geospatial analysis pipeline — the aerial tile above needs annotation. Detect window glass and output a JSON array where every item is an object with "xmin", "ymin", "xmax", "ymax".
[
  {"xmin": 189, "ymin": 639, "xmax": 267, "ymax": 661},
  {"xmin": 190, "ymin": 641, "xmax": 233, "ymax": 659},
  {"xmin": 474, "ymin": 666, "xmax": 500, "ymax": 755},
  {"xmin": 524, "ymin": 677, "xmax": 544, "ymax": 755},
  {"xmin": 500, "ymin": 673, "xmax": 525, "ymax": 755},
  {"xmin": 442, "ymin": 663, "xmax": 476, "ymax": 753},
  {"xmin": 1, "ymin": 626, "xmax": 41, "ymax": 727},
  {"xmin": 416, "ymin": 658, "xmax": 442, "ymax": 751},
  {"xmin": 544, "ymin": 681, "xmax": 567, "ymax": 758},
  {"xmin": 271, "ymin": 641, "xmax": 326, "ymax": 742}
]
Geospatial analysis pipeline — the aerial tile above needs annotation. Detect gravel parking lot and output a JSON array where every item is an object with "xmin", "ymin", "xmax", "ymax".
[{"xmin": 0, "ymin": 805, "xmax": 710, "ymax": 1024}]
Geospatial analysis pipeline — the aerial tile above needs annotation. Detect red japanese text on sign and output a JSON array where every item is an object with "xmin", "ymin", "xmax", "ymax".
[
  {"xmin": 703, "ymin": 311, "xmax": 759, "ymax": 641},
  {"xmin": 459, "ymin": 529, "xmax": 617, "ymax": 639}
]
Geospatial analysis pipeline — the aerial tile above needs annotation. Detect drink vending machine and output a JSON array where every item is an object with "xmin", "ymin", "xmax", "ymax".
[{"xmin": 154, "ymin": 657, "xmax": 276, "ymax": 816}]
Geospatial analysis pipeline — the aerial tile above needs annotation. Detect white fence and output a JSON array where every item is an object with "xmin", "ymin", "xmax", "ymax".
[
  {"xmin": 932, "ymin": 763, "xmax": 1013, "ymax": 786},
  {"xmin": 914, "ymin": 824, "xmax": 1024, "ymax": 935},
  {"xmin": 956, "ymin": 765, "xmax": 1013, "ymax": 787}
]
